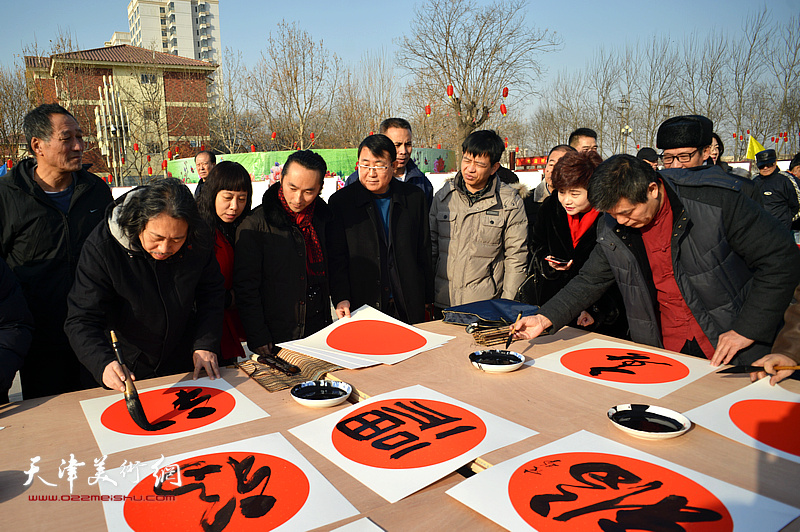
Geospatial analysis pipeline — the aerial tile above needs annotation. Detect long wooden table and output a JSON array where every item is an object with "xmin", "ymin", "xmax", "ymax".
[{"xmin": 1, "ymin": 323, "xmax": 799, "ymax": 531}]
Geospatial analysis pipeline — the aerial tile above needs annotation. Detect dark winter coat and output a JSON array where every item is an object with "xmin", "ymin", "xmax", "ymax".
[
  {"xmin": 0, "ymin": 256, "xmax": 33, "ymax": 400},
  {"xmin": 539, "ymin": 169, "xmax": 800, "ymax": 365},
  {"xmin": 525, "ymin": 194, "xmax": 628, "ymax": 339},
  {"xmin": 65, "ymin": 189, "xmax": 225, "ymax": 386},
  {"xmin": 328, "ymin": 178, "xmax": 433, "ymax": 324},
  {"xmin": 233, "ymin": 183, "xmax": 334, "ymax": 351},
  {"xmin": 753, "ymin": 166, "xmax": 800, "ymax": 229},
  {"xmin": 0, "ymin": 158, "xmax": 112, "ymax": 397}
]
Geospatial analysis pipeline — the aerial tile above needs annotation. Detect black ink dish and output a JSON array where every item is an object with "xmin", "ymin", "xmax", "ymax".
[
  {"xmin": 470, "ymin": 350, "xmax": 525, "ymax": 373},
  {"xmin": 607, "ymin": 404, "xmax": 691, "ymax": 440},
  {"xmin": 291, "ymin": 380, "xmax": 352, "ymax": 408}
]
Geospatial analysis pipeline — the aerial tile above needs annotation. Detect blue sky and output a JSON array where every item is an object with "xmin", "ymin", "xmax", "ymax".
[{"xmin": 2, "ymin": 0, "xmax": 796, "ymax": 86}]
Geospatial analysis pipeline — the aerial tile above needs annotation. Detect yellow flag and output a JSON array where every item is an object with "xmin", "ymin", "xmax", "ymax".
[{"xmin": 745, "ymin": 135, "xmax": 766, "ymax": 160}]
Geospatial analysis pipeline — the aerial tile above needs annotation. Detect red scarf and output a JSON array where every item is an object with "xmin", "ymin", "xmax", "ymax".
[
  {"xmin": 567, "ymin": 208, "xmax": 600, "ymax": 249},
  {"xmin": 278, "ymin": 186, "xmax": 325, "ymax": 277}
]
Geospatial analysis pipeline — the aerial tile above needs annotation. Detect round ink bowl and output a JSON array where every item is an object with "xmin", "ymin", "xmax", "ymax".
[
  {"xmin": 291, "ymin": 380, "xmax": 352, "ymax": 408},
  {"xmin": 469, "ymin": 350, "xmax": 525, "ymax": 373},
  {"xmin": 607, "ymin": 404, "xmax": 691, "ymax": 440}
]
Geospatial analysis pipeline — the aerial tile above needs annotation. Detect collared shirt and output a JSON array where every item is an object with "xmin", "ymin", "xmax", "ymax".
[{"xmin": 456, "ymin": 173, "xmax": 495, "ymax": 207}]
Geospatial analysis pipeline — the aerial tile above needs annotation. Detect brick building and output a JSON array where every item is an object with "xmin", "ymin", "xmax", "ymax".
[{"xmin": 25, "ymin": 44, "xmax": 217, "ymax": 183}]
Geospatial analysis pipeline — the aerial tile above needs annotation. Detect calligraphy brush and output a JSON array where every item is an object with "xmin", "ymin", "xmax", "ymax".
[
  {"xmin": 717, "ymin": 364, "xmax": 800, "ymax": 374},
  {"xmin": 505, "ymin": 312, "xmax": 523, "ymax": 350},
  {"xmin": 252, "ymin": 351, "xmax": 301, "ymax": 376},
  {"xmin": 110, "ymin": 330, "xmax": 173, "ymax": 431}
]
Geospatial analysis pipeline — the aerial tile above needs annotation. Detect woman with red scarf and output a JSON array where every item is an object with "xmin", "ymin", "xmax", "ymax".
[
  {"xmin": 523, "ymin": 150, "xmax": 628, "ymax": 339},
  {"xmin": 233, "ymin": 150, "xmax": 336, "ymax": 359},
  {"xmin": 196, "ymin": 161, "xmax": 252, "ymax": 360}
]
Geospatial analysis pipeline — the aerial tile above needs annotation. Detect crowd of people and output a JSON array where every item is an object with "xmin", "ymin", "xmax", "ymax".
[{"xmin": 1, "ymin": 103, "xmax": 799, "ymax": 404}]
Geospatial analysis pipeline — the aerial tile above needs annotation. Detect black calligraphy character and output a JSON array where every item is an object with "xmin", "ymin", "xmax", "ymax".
[
  {"xmin": 173, "ymin": 388, "xmax": 216, "ymax": 419},
  {"xmin": 589, "ymin": 353, "xmax": 672, "ymax": 376},
  {"xmin": 529, "ymin": 462, "xmax": 722, "ymax": 530},
  {"xmin": 153, "ymin": 460, "xmax": 222, "ymax": 502},
  {"xmin": 228, "ymin": 455, "xmax": 275, "ymax": 519}
]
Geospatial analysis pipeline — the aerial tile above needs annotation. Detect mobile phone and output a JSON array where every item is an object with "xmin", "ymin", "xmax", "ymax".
[{"xmin": 546, "ymin": 256, "xmax": 570, "ymax": 266}]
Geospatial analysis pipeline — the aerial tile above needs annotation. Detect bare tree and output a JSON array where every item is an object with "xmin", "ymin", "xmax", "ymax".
[
  {"xmin": 247, "ymin": 21, "xmax": 341, "ymax": 150},
  {"xmin": 0, "ymin": 62, "xmax": 30, "ymax": 162},
  {"xmin": 766, "ymin": 14, "xmax": 800, "ymax": 157},
  {"xmin": 209, "ymin": 48, "xmax": 249, "ymax": 154},
  {"xmin": 397, "ymin": 0, "xmax": 561, "ymax": 149}
]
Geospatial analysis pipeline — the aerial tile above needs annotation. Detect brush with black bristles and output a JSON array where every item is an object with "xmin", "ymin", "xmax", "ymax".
[{"xmin": 110, "ymin": 330, "xmax": 174, "ymax": 431}]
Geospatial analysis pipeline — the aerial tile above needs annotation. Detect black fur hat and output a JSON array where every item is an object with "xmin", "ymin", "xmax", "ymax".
[
  {"xmin": 789, "ymin": 152, "xmax": 800, "ymax": 171},
  {"xmin": 656, "ymin": 115, "xmax": 713, "ymax": 149}
]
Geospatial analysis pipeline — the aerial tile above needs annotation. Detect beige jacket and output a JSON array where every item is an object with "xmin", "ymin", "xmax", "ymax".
[{"xmin": 430, "ymin": 173, "xmax": 528, "ymax": 308}]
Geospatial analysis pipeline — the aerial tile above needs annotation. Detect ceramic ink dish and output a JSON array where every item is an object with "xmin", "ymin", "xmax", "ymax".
[
  {"xmin": 291, "ymin": 380, "xmax": 352, "ymax": 408},
  {"xmin": 469, "ymin": 350, "xmax": 525, "ymax": 373},
  {"xmin": 607, "ymin": 404, "xmax": 691, "ymax": 440}
]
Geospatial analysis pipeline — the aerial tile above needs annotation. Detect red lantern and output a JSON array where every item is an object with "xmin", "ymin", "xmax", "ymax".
[
  {"xmin": 500, "ymin": 104, "xmax": 507, "ymax": 116},
  {"xmin": 271, "ymin": 131, "xmax": 276, "ymax": 140},
  {"xmin": 772, "ymin": 137, "xmax": 775, "ymax": 142},
  {"xmin": 732, "ymin": 133, "xmax": 737, "ymax": 139},
  {"xmin": 167, "ymin": 149, "xmax": 172, "ymax": 159},
  {"xmin": 784, "ymin": 137, "xmax": 788, "ymax": 143},
  {"xmin": 447, "ymin": 84, "xmax": 453, "ymax": 98},
  {"xmin": 6, "ymin": 159, "xmax": 11, "ymax": 169},
  {"xmin": 369, "ymin": 131, "xmax": 374, "ymax": 136},
  {"xmin": 167, "ymin": 171, "xmax": 172, "ymax": 178},
  {"xmin": 107, "ymin": 174, "xmax": 112, "ymax": 183},
  {"xmin": 147, "ymin": 154, "xmax": 151, "ymax": 162},
  {"xmin": 121, "ymin": 156, "xmax": 125, "ymax": 164},
  {"xmin": 636, "ymin": 144, "xmax": 640, "ymax": 149},
  {"xmin": 515, "ymin": 146, "xmax": 519, "ymax": 153},
  {"xmin": 251, "ymin": 144, "xmax": 255, "ymax": 152},
  {"xmin": 502, "ymin": 87, "xmax": 508, "ymax": 98},
  {"xmin": 437, "ymin": 143, "xmax": 441, "ymax": 149},
  {"xmin": 739, "ymin": 135, "xmax": 743, "ymax": 140},
  {"xmin": 784, "ymin": 131, "xmax": 788, "ymax": 137},
  {"xmin": 746, "ymin": 129, "xmax": 750, "ymax": 135},
  {"xmin": 200, "ymin": 144, "xmax": 205, "ymax": 151},
  {"xmin": 425, "ymin": 104, "xmax": 431, "ymax": 117},
  {"xmin": 161, "ymin": 160, "xmax": 167, "ymax": 170},
  {"xmin": 147, "ymin": 166, "xmax": 153, "ymax": 176},
  {"xmin": 310, "ymin": 132, "xmax": 315, "ymax": 140},
  {"xmin": 133, "ymin": 143, "xmax": 139, "ymax": 152}
]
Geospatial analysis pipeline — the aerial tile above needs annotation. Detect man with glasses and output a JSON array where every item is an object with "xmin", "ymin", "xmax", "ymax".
[
  {"xmin": 511, "ymin": 154, "xmax": 800, "ymax": 368},
  {"xmin": 344, "ymin": 118, "xmax": 434, "ymax": 208},
  {"xmin": 328, "ymin": 134, "xmax": 433, "ymax": 324},
  {"xmin": 429, "ymin": 130, "xmax": 528, "ymax": 314},
  {"xmin": 656, "ymin": 115, "xmax": 760, "ymax": 203}
]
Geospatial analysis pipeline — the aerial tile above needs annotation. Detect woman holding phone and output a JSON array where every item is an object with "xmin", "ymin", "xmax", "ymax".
[{"xmin": 521, "ymin": 150, "xmax": 628, "ymax": 339}]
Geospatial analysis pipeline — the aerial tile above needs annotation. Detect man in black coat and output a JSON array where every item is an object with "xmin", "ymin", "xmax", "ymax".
[
  {"xmin": 328, "ymin": 134, "xmax": 433, "ymax": 324},
  {"xmin": 0, "ymin": 104, "xmax": 112, "ymax": 399},
  {"xmin": 753, "ymin": 149, "xmax": 800, "ymax": 230},
  {"xmin": 513, "ymin": 155, "xmax": 800, "ymax": 367},
  {"xmin": 234, "ymin": 150, "xmax": 336, "ymax": 357}
]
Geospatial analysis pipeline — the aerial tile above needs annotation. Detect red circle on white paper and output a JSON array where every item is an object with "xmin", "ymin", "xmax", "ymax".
[
  {"xmin": 508, "ymin": 452, "xmax": 733, "ymax": 531},
  {"xmin": 331, "ymin": 398, "xmax": 487, "ymax": 469},
  {"xmin": 560, "ymin": 348, "xmax": 690, "ymax": 384},
  {"xmin": 124, "ymin": 452, "xmax": 310, "ymax": 531},
  {"xmin": 729, "ymin": 399, "xmax": 800, "ymax": 456},
  {"xmin": 100, "ymin": 386, "xmax": 236, "ymax": 436},
  {"xmin": 326, "ymin": 320, "xmax": 427, "ymax": 355}
]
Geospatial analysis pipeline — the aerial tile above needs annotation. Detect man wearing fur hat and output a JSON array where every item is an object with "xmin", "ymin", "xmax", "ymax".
[
  {"xmin": 753, "ymin": 148, "xmax": 800, "ymax": 230},
  {"xmin": 656, "ymin": 115, "xmax": 760, "ymax": 203},
  {"xmin": 430, "ymin": 130, "xmax": 528, "ymax": 312}
]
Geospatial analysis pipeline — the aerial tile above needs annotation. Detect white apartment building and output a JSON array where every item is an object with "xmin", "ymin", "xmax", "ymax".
[{"xmin": 127, "ymin": 0, "xmax": 220, "ymax": 64}]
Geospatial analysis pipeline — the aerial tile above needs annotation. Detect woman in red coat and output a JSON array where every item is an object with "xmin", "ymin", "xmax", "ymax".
[{"xmin": 197, "ymin": 161, "xmax": 252, "ymax": 360}]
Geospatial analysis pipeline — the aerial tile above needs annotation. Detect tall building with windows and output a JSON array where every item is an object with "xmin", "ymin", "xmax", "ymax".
[{"xmin": 127, "ymin": 0, "xmax": 220, "ymax": 64}]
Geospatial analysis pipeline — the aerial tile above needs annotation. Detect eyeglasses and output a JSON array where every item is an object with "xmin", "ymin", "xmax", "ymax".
[
  {"xmin": 660, "ymin": 149, "xmax": 698, "ymax": 165},
  {"xmin": 358, "ymin": 164, "xmax": 390, "ymax": 173}
]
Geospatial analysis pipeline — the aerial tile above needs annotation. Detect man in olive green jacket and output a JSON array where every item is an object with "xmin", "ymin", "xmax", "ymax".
[{"xmin": 430, "ymin": 130, "xmax": 528, "ymax": 311}]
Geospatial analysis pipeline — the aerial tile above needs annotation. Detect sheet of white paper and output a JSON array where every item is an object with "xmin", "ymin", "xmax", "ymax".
[
  {"xmin": 684, "ymin": 378, "xmax": 800, "ymax": 464},
  {"xmin": 80, "ymin": 377, "xmax": 270, "ymax": 456},
  {"xmin": 97, "ymin": 432, "xmax": 359, "ymax": 531},
  {"xmin": 290, "ymin": 384, "xmax": 537, "ymax": 503},
  {"xmin": 330, "ymin": 517, "xmax": 386, "ymax": 532},
  {"xmin": 446, "ymin": 430, "xmax": 799, "ymax": 532},
  {"xmin": 278, "ymin": 340, "xmax": 379, "ymax": 369},
  {"xmin": 278, "ymin": 305, "xmax": 454, "ymax": 366},
  {"xmin": 527, "ymin": 338, "xmax": 717, "ymax": 399}
]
